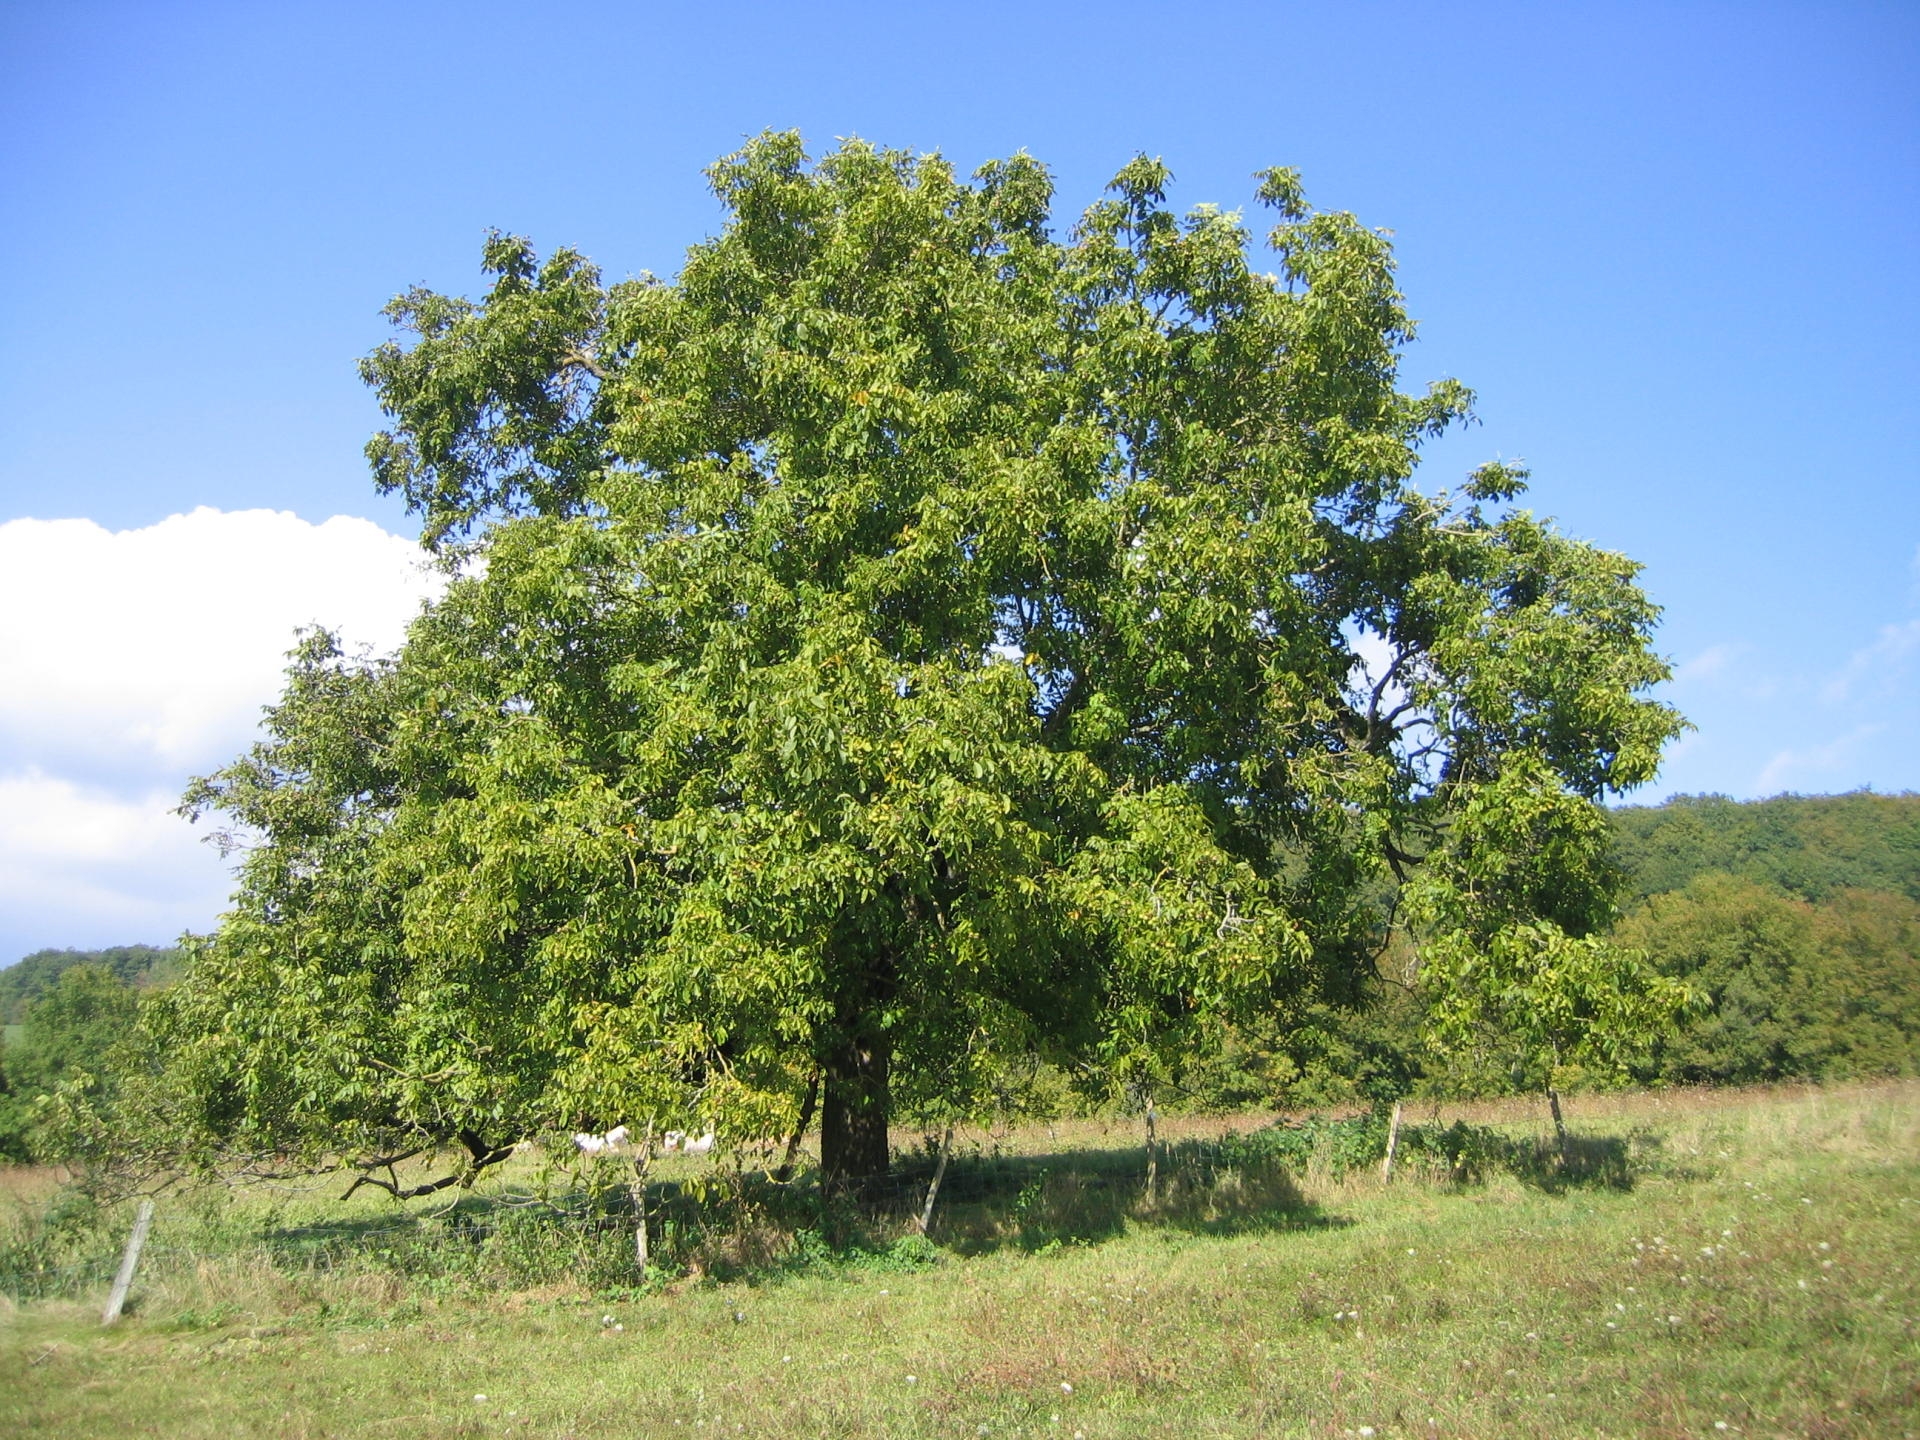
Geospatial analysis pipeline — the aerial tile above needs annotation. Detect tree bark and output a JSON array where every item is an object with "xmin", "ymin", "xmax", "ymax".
[
  {"xmin": 1546, "ymin": 1086, "xmax": 1570, "ymax": 1165},
  {"xmin": 821, "ymin": 1030, "xmax": 891, "ymax": 1193}
]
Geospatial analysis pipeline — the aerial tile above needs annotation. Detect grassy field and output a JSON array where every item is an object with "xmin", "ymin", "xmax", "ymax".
[{"xmin": 1, "ymin": 1082, "xmax": 1915, "ymax": 1438}]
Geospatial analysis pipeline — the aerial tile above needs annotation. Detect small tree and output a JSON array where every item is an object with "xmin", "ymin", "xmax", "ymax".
[{"xmin": 1409, "ymin": 761, "xmax": 1695, "ymax": 1150}]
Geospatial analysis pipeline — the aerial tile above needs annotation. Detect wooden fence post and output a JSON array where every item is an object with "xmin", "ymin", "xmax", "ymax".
[
  {"xmin": 1380, "ymin": 1100, "xmax": 1404, "ymax": 1184},
  {"xmin": 101, "ymin": 1199, "xmax": 155, "ymax": 1326},
  {"xmin": 1143, "ymin": 1092, "xmax": 1159, "ymax": 1203},
  {"xmin": 917, "ymin": 1124, "xmax": 954, "ymax": 1235}
]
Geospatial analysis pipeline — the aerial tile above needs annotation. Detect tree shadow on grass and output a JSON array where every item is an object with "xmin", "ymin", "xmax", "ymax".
[
  {"xmin": 1411, "ymin": 1124, "xmax": 1636, "ymax": 1193},
  {"xmin": 1503, "ymin": 1133, "xmax": 1636, "ymax": 1192},
  {"xmin": 228, "ymin": 1117, "xmax": 1636, "ymax": 1293},
  {"xmin": 1551, "ymin": 1133, "xmax": 1636, "ymax": 1191},
  {"xmin": 865, "ymin": 1138, "xmax": 1349, "ymax": 1257}
]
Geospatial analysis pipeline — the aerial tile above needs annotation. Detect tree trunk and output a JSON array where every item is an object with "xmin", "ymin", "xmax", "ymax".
[
  {"xmin": 631, "ymin": 1121, "xmax": 654, "ymax": 1281},
  {"xmin": 821, "ymin": 1031, "xmax": 891, "ymax": 1192}
]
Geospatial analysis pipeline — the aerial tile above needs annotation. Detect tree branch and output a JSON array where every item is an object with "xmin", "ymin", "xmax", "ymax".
[{"xmin": 339, "ymin": 1131, "xmax": 514, "ymax": 1201}]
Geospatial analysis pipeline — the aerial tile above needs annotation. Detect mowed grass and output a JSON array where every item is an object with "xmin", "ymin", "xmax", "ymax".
[{"xmin": 1, "ymin": 1083, "xmax": 1916, "ymax": 1439}]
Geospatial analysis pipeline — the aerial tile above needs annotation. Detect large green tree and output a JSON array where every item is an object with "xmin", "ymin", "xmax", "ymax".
[{"xmin": 162, "ymin": 134, "xmax": 1681, "ymax": 1192}]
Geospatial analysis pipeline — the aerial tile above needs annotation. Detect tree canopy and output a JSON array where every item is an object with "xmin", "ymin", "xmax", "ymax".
[{"xmin": 161, "ymin": 134, "xmax": 1682, "ymax": 1191}]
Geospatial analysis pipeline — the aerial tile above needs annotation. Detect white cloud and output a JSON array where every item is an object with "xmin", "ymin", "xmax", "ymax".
[
  {"xmin": 0, "ymin": 769, "xmax": 228, "ymax": 945},
  {"xmin": 1753, "ymin": 723, "xmax": 1885, "ymax": 796},
  {"xmin": 0, "ymin": 508, "xmax": 440, "ymax": 958},
  {"xmin": 1672, "ymin": 642, "xmax": 1740, "ymax": 686},
  {"xmin": 0, "ymin": 508, "xmax": 439, "ymax": 779},
  {"xmin": 1819, "ymin": 617, "xmax": 1920, "ymax": 706}
]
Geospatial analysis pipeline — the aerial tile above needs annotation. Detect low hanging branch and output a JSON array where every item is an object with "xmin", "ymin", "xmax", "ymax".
[{"xmin": 341, "ymin": 1130, "xmax": 515, "ymax": 1200}]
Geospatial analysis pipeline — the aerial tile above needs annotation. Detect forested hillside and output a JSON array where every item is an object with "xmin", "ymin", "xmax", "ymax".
[
  {"xmin": 1611, "ymin": 790, "xmax": 1920, "ymax": 903},
  {"xmin": 1157, "ymin": 793, "xmax": 1920, "ymax": 1111},
  {"xmin": 1606, "ymin": 791, "xmax": 1920, "ymax": 1086},
  {"xmin": 0, "ymin": 945, "xmax": 180, "ymax": 1027},
  {"xmin": 0, "ymin": 947, "xmax": 179, "ymax": 1159}
]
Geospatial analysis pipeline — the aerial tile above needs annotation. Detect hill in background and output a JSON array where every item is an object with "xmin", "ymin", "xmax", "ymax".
[
  {"xmin": 0, "ymin": 945, "xmax": 182, "ymax": 1030},
  {"xmin": 1611, "ymin": 790, "xmax": 1920, "ymax": 904}
]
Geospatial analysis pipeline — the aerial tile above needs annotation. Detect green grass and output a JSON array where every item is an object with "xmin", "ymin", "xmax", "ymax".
[{"xmin": 1, "ymin": 1083, "xmax": 1916, "ymax": 1438}]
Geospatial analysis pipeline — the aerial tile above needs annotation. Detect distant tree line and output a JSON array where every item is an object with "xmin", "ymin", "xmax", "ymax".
[
  {"xmin": 1612, "ymin": 792, "xmax": 1920, "ymax": 1086},
  {"xmin": 2, "ymin": 794, "xmax": 1915, "ymax": 1164},
  {"xmin": 0, "ymin": 945, "xmax": 180, "ymax": 1027},
  {"xmin": 1192, "ymin": 791, "xmax": 1920, "ymax": 1109}
]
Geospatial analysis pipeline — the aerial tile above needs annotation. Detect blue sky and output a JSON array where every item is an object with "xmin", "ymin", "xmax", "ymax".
[{"xmin": 1, "ymin": 1, "xmax": 1915, "ymax": 961}]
